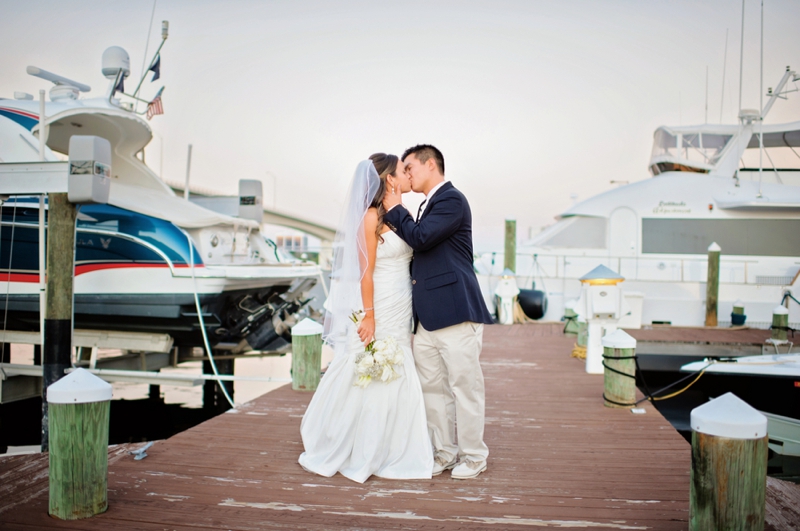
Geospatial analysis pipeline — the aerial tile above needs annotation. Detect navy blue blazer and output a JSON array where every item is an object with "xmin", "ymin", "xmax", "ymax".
[{"xmin": 384, "ymin": 181, "xmax": 494, "ymax": 332}]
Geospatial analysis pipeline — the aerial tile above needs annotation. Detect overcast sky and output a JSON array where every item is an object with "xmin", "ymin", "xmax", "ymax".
[{"xmin": 2, "ymin": 0, "xmax": 799, "ymax": 250}]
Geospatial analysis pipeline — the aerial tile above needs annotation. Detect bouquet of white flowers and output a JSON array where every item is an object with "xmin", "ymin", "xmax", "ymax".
[{"xmin": 350, "ymin": 310, "xmax": 405, "ymax": 388}]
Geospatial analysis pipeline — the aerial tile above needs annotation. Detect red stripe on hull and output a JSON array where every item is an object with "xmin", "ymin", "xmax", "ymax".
[
  {"xmin": 0, "ymin": 107, "xmax": 39, "ymax": 119},
  {"xmin": 1, "ymin": 263, "xmax": 204, "ymax": 283}
]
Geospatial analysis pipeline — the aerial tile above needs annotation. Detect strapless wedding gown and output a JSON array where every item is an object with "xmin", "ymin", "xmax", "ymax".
[{"xmin": 299, "ymin": 231, "xmax": 433, "ymax": 483}]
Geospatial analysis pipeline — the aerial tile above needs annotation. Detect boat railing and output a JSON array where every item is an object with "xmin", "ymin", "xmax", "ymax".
[
  {"xmin": 477, "ymin": 252, "xmax": 792, "ymax": 287},
  {"xmin": 77, "ymin": 227, "xmax": 185, "ymax": 275}
]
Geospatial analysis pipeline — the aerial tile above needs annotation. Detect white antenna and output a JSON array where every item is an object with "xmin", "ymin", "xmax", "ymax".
[
  {"xmin": 738, "ymin": 0, "xmax": 746, "ymax": 115},
  {"xmin": 720, "ymin": 28, "xmax": 728, "ymax": 123},
  {"xmin": 136, "ymin": 0, "xmax": 158, "ymax": 113},
  {"xmin": 757, "ymin": 0, "xmax": 764, "ymax": 198},
  {"xmin": 184, "ymin": 144, "xmax": 193, "ymax": 200},
  {"xmin": 705, "ymin": 66, "xmax": 709, "ymax": 124}
]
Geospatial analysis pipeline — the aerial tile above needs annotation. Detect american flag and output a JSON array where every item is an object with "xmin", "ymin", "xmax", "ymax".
[{"xmin": 147, "ymin": 87, "xmax": 164, "ymax": 120}]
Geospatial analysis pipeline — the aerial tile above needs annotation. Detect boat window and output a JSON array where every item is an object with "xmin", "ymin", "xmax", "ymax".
[
  {"xmin": 77, "ymin": 204, "xmax": 202, "ymax": 265},
  {"xmin": 650, "ymin": 129, "xmax": 732, "ymax": 172},
  {"xmin": 530, "ymin": 216, "xmax": 607, "ymax": 249},
  {"xmin": 642, "ymin": 218, "xmax": 800, "ymax": 256}
]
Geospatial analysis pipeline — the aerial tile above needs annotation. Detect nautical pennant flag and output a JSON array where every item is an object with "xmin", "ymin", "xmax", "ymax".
[
  {"xmin": 147, "ymin": 87, "xmax": 164, "ymax": 120},
  {"xmin": 114, "ymin": 75, "xmax": 125, "ymax": 95},
  {"xmin": 149, "ymin": 54, "xmax": 161, "ymax": 82}
]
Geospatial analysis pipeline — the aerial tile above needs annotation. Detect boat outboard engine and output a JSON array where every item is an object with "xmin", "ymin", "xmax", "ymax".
[
  {"xmin": 517, "ymin": 288, "xmax": 548, "ymax": 320},
  {"xmin": 217, "ymin": 278, "xmax": 317, "ymax": 353}
]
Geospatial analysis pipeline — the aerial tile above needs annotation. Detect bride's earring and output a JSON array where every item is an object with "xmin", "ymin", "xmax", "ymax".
[{"xmin": 392, "ymin": 185, "xmax": 396, "ymax": 194}]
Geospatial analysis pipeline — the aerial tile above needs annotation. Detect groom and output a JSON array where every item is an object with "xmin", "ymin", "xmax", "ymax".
[{"xmin": 383, "ymin": 144, "xmax": 494, "ymax": 479}]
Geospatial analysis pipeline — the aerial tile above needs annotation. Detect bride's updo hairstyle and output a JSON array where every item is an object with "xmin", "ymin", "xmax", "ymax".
[{"xmin": 368, "ymin": 153, "xmax": 399, "ymax": 243}]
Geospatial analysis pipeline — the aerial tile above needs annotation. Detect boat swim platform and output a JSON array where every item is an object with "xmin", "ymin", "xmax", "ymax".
[{"xmin": 2, "ymin": 323, "xmax": 799, "ymax": 530}]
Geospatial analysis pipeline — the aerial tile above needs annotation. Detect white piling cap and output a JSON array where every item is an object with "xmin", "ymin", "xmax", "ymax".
[
  {"xmin": 47, "ymin": 368, "xmax": 112, "ymax": 404},
  {"xmin": 708, "ymin": 242, "xmax": 721, "ymax": 252},
  {"xmin": 773, "ymin": 305, "xmax": 789, "ymax": 315},
  {"xmin": 690, "ymin": 392, "xmax": 767, "ymax": 439},
  {"xmin": 601, "ymin": 329, "xmax": 637, "ymax": 349},
  {"xmin": 291, "ymin": 317, "xmax": 324, "ymax": 336}
]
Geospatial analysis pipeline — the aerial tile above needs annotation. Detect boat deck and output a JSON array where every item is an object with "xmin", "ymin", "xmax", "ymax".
[{"xmin": 2, "ymin": 323, "xmax": 799, "ymax": 530}]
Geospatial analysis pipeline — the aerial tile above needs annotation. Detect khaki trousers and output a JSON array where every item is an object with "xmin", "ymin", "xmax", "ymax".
[{"xmin": 413, "ymin": 321, "xmax": 489, "ymax": 463}]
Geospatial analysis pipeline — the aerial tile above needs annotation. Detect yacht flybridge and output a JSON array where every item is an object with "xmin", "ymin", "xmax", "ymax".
[
  {"xmin": 476, "ymin": 67, "xmax": 800, "ymax": 329},
  {"xmin": 0, "ymin": 45, "xmax": 320, "ymax": 354}
]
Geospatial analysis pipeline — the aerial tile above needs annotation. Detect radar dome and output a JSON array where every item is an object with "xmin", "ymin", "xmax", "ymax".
[{"xmin": 102, "ymin": 46, "xmax": 130, "ymax": 79}]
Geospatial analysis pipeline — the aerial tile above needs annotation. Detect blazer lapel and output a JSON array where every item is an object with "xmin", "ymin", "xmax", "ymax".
[{"xmin": 419, "ymin": 182, "xmax": 453, "ymax": 222}]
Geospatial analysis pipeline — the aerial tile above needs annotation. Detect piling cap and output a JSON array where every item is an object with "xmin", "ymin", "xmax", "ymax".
[
  {"xmin": 773, "ymin": 305, "xmax": 789, "ymax": 315},
  {"xmin": 291, "ymin": 317, "xmax": 324, "ymax": 337},
  {"xmin": 708, "ymin": 242, "xmax": 721, "ymax": 252},
  {"xmin": 47, "ymin": 368, "xmax": 112, "ymax": 404},
  {"xmin": 601, "ymin": 329, "xmax": 637, "ymax": 349},
  {"xmin": 690, "ymin": 392, "xmax": 767, "ymax": 439},
  {"xmin": 579, "ymin": 265, "xmax": 624, "ymax": 286}
]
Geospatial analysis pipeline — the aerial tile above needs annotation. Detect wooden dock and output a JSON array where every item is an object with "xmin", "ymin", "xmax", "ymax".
[{"xmin": 2, "ymin": 324, "xmax": 799, "ymax": 530}]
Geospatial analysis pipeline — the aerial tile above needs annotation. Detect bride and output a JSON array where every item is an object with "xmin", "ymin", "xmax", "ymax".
[{"xmin": 298, "ymin": 154, "xmax": 433, "ymax": 483}]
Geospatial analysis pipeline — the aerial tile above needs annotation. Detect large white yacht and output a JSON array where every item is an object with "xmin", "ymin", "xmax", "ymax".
[
  {"xmin": 0, "ymin": 44, "xmax": 321, "ymax": 352},
  {"xmin": 476, "ymin": 68, "xmax": 800, "ymax": 329}
]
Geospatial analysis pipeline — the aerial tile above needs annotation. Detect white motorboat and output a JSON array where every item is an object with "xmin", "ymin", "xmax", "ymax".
[
  {"xmin": 0, "ymin": 44, "xmax": 321, "ymax": 353},
  {"xmin": 681, "ymin": 353, "xmax": 800, "ymax": 456},
  {"xmin": 476, "ymin": 67, "xmax": 800, "ymax": 330}
]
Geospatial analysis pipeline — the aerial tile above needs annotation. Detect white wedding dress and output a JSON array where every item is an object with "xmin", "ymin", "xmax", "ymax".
[{"xmin": 299, "ymin": 231, "xmax": 433, "ymax": 483}]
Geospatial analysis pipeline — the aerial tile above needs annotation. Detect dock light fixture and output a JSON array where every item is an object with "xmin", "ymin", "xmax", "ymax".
[
  {"xmin": 575, "ymin": 265, "xmax": 629, "ymax": 374},
  {"xmin": 494, "ymin": 268, "xmax": 519, "ymax": 325}
]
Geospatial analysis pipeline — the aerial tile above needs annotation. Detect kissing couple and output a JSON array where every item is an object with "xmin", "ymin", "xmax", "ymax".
[{"xmin": 299, "ymin": 144, "xmax": 494, "ymax": 483}]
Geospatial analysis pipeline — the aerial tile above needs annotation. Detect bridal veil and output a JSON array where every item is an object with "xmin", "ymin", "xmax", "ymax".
[{"xmin": 323, "ymin": 160, "xmax": 380, "ymax": 350}]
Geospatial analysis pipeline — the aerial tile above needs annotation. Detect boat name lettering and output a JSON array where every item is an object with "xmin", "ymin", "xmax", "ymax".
[{"xmin": 653, "ymin": 201, "xmax": 690, "ymax": 214}]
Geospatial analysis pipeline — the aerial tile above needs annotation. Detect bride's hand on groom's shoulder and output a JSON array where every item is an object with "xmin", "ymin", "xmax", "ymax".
[{"xmin": 357, "ymin": 312, "xmax": 375, "ymax": 346}]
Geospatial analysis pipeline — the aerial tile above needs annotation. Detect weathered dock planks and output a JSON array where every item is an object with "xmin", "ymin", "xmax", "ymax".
[{"xmin": 1, "ymin": 323, "xmax": 798, "ymax": 530}]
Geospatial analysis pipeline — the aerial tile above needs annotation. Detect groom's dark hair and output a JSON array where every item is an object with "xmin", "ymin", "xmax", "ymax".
[{"xmin": 402, "ymin": 144, "xmax": 444, "ymax": 176}]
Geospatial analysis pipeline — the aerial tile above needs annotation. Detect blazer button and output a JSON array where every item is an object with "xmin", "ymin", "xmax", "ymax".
[{"xmin": 411, "ymin": 279, "xmax": 416, "ymax": 285}]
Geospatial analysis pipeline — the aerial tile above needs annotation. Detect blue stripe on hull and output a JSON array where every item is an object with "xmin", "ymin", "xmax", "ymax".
[{"xmin": 0, "ymin": 109, "xmax": 37, "ymax": 130}]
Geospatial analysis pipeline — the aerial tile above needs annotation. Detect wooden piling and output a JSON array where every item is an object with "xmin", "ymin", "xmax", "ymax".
[
  {"xmin": 504, "ymin": 219, "xmax": 516, "ymax": 274},
  {"xmin": 771, "ymin": 306, "xmax": 789, "ymax": 342},
  {"xmin": 42, "ymin": 192, "xmax": 77, "ymax": 451},
  {"xmin": 689, "ymin": 393, "xmax": 768, "ymax": 531},
  {"xmin": 47, "ymin": 369, "xmax": 112, "ymax": 520},
  {"xmin": 203, "ymin": 356, "xmax": 234, "ymax": 413},
  {"xmin": 601, "ymin": 330, "xmax": 637, "ymax": 408},
  {"xmin": 291, "ymin": 318, "xmax": 324, "ymax": 392},
  {"xmin": 704, "ymin": 242, "xmax": 720, "ymax": 327}
]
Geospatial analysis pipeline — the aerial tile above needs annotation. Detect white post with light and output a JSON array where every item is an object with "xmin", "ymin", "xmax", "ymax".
[
  {"xmin": 493, "ymin": 268, "xmax": 519, "ymax": 325},
  {"xmin": 574, "ymin": 265, "xmax": 628, "ymax": 374}
]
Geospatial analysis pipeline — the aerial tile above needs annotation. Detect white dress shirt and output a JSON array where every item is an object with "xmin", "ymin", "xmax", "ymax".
[{"xmin": 416, "ymin": 181, "xmax": 447, "ymax": 220}]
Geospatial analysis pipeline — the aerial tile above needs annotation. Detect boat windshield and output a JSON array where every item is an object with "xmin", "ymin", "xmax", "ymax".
[
  {"xmin": 77, "ymin": 204, "xmax": 202, "ymax": 265},
  {"xmin": 650, "ymin": 128, "xmax": 732, "ymax": 174}
]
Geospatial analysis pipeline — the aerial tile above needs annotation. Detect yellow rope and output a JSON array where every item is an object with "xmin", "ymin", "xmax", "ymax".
[
  {"xmin": 649, "ymin": 369, "xmax": 707, "ymax": 401},
  {"xmin": 571, "ymin": 344, "xmax": 586, "ymax": 359}
]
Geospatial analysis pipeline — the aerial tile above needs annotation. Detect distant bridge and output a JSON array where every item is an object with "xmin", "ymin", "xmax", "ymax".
[{"xmin": 169, "ymin": 184, "xmax": 336, "ymax": 242}]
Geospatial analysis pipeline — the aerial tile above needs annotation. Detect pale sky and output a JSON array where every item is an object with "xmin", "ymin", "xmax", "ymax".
[{"xmin": 2, "ymin": 0, "xmax": 799, "ymax": 251}]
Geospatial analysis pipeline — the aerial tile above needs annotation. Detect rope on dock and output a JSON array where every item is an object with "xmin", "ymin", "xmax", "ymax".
[
  {"xmin": 598, "ymin": 352, "xmax": 712, "ymax": 407},
  {"xmin": 570, "ymin": 344, "xmax": 586, "ymax": 359}
]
